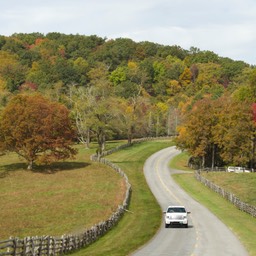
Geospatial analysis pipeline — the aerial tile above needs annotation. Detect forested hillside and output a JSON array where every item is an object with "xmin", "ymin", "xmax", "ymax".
[{"xmin": 0, "ymin": 32, "xmax": 255, "ymax": 168}]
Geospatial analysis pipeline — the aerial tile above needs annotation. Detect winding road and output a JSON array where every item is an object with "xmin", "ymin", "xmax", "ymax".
[{"xmin": 131, "ymin": 146, "xmax": 248, "ymax": 256}]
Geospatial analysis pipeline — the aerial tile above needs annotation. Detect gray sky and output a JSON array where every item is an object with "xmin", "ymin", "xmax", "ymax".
[{"xmin": 1, "ymin": 0, "xmax": 256, "ymax": 65}]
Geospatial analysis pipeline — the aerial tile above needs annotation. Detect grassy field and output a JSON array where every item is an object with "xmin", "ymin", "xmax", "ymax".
[
  {"xmin": 0, "ymin": 142, "xmax": 127, "ymax": 240},
  {"xmin": 199, "ymin": 172, "xmax": 256, "ymax": 206},
  {"xmin": 170, "ymin": 154, "xmax": 256, "ymax": 256},
  {"xmin": 2, "ymin": 141, "xmax": 255, "ymax": 255}
]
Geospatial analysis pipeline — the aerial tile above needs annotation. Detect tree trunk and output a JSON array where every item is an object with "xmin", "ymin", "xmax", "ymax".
[
  {"xmin": 27, "ymin": 160, "xmax": 33, "ymax": 170},
  {"xmin": 251, "ymin": 134, "xmax": 256, "ymax": 169},
  {"xmin": 127, "ymin": 125, "xmax": 134, "ymax": 145},
  {"xmin": 128, "ymin": 134, "xmax": 132, "ymax": 145},
  {"xmin": 202, "ymin": 155, "xmax": 205, "ymax": 169},
  {"xmin": 148, "ymin": 111, "xmax": 153, "ymax": 136},
  {"xmin": 211, "ymin": 144, "xmax": 215, "ymax": 170},
  {"xmin": 96, "ymin": 129, "xmax": 105, "ymax": 159},
  {"xmin": 86, "ymin": 128, "xmax": 90, "ymax": 149},
  {"xmin": 156, "ymin": 115, "xmax": 159, "ymax": 137}
]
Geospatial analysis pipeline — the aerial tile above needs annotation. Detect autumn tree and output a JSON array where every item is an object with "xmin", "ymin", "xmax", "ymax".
[
  {"xmin": 176, "ymin": 94, "xmax": 255, "ymax": 168},
  {"xmin": 68, "ymin": 85, "xmax": 91, "ymax": 148},
  {"xmin": 179, "ymin": 67, "xmax": 192, "ymax": 87},
  {"xmin": 113, "ymin": 96, "xmax": 150, "ymax": 144},
  {"xmin": 0, "ymin": 94, "xmax": 77, "ymax": 169},
  {"xmin": 249, "ymin": 68, "xmax": 256, "ymax": 101},
  {"xmin": 175, "ymin": 97, "xmax": 217, "ymax": 168},
  {"xmin": 185, "ymin": 50, "xmax": 219, "ymax": 65},
  {"xmin": 110, "ymin": 61, "xmax": 149, "ymax": 99},
  {"xmin": 152, "ymin": 61, "xmax": 168, "ymax": 97},
  {"xmin": 110, "ymin": 61, "xmax": 151, "ymax": 143},
  {"xmin": 219, "ymin": 58, "xmax": 248, "ymax": 87},
  {"xmin": 194, "ymin": 63, "xmax": 222, "ymax": 90},
  {"xmin": 0, "ymin": 51, "xmax": 27, "ymax": 92},
  {"xmin": 166, "ymin": 80, "xmax": 181, "ymax": 96},
  {"xmin": 87, "ymin": 63, "xmax": 115, "ymax": 156},
  {"xmin": 251, "ymin": 103, "xmax": 256, "ymax": 168},
  {"xmin": 212, "ymin": 96, "xmax": 254, "ymax": 166},
  {"xmin": 152, "ymin": 102, "xmax": 169, "ymax": 137},
  {"xmin": 92, "ymin": 38, "xmax": 137, "ymax": 69}
]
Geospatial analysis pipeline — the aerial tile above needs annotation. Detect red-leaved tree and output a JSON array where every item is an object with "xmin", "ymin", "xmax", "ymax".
[{"xmin": 0, "ymin": 94, "xmax": 77, "ymax": 169}]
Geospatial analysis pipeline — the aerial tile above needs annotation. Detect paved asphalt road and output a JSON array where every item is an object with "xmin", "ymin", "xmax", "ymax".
[{"xmin": 131, "ymin": 146, "xmax": 249, "ymax": 256}]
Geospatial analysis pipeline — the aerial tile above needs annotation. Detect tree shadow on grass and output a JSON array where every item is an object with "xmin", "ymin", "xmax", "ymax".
[
  {"xmin": 33, "ymin": 162, "xmax": 90, "ymax": 174},
  {"xmin": 0, "ymin": 162, "xmax": 91, "ymax": 177},
  {"xmin": 0, "ymin": 163, "xmax": 27, "ymax": 178}
]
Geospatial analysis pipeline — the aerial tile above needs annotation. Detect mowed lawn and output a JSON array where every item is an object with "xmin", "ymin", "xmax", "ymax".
[{"xmin": 0, "ymin": 143, "xmax": 126, "ymax": 240}]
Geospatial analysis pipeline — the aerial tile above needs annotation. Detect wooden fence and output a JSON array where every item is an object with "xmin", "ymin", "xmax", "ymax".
[
  {"xmin": 0, "ymin": 210, "xmax": 125, "ymax": 256},
  {"xmin": 195, "ymin": 170, "xmax": 256, "ymax": 217}
]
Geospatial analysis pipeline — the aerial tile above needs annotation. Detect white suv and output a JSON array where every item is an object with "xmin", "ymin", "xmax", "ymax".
[{"xmin": 164, "ymin": 206, "xmax": 190, "ymax": 228}]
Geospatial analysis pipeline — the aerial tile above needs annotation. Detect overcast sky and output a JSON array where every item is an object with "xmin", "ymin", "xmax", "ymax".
[{"xmin": 1, "ymin": 0, "xmax": 256, "ymax": 65}]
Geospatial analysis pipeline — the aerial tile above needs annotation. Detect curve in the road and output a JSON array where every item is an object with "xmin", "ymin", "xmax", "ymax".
[{"xmin": 131, "ymin": 146, "xmax": 249, "ymax": 256}]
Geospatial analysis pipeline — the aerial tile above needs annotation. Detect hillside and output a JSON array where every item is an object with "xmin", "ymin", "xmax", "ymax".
[{"xmin": 0, "ymin": 33, "xmax": 255, "ymax": 167}]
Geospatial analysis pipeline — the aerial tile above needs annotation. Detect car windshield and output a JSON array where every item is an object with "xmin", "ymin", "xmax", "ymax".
[{"xmin": 167, "ymin": 207, "xmax": 186, "ymax": 213}]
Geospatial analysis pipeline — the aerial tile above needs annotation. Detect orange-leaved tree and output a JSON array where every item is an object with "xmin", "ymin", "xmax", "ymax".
[{"xmin": 0, "ymin": 94, "xmax": 77, "ymax": 169}]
